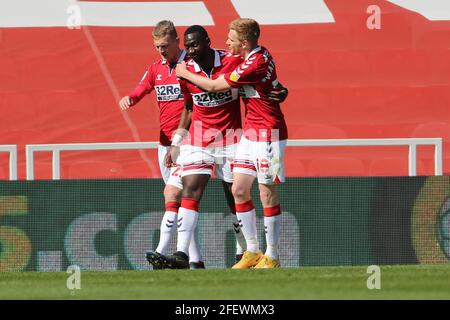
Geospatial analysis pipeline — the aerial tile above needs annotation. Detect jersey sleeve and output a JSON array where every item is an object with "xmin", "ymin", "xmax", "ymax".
[
  {"xmin": 224, "ymin": 55, "xmax": 266, "ymax": 88},
  {"xmin": 179, "ymin": 78, "xmax": 192, "ymax": 104},
  {"xmin": 127, "ymin": 65, "xmax": 155, "ymax": 105}
]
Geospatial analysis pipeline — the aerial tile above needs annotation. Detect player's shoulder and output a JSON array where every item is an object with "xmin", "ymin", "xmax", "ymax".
[
  {"xmin": 184, "ymin": 57, "xmax": 198, "ymax": 72},
  {"xmin": 252, "ymin": 46, "xmax": 273, "ymax": 63},
  {"xmin": 147, "ymin": 59, "xmax": 165, "ymax": 72},
  {"xmin": 221, "ymin": 49, "xmax": 243, "ymax": 61},
  {"xmin": 182, "ymin": 55, "xmax": 191, "ymax": 63},
  {"xmin": 217, "ymin": 49, "xmax": 243, "ymax": 68}
]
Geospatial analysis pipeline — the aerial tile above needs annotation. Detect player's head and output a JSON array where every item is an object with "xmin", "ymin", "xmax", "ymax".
[
  {"xmin": 183, "ymin": 25, "xmax": 211, "ymax": 63},
  {"xmin": 152, "ymin": 20, "xmax": 180, "ymax": 63},
  {"xmin": 227, "ymin": 18, "xmax": 260, "ymax": 56}
]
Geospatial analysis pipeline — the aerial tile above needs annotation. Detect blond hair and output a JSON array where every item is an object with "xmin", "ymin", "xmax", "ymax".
[
  {"xmin": 229, "ymin": 18, "xmax": 260, "ymax": 44},
  {"xmin": 152, "ymin": 20, "xmax": 178, "ymax": 39}
]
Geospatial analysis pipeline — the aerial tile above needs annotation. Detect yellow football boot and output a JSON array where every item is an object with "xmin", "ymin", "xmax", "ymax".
[
  {"xmin": 232, "ymin": 251, "xmax": 263, "ymax": 269},
  {"xmin": 254, "ymin": 255, "xmax": 281, "ymax": 269}
]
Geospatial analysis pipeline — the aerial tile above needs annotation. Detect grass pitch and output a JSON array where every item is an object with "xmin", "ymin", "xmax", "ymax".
[{"xmin": 0, "ymin": 265, "xmax": 449, "ymax": 300}]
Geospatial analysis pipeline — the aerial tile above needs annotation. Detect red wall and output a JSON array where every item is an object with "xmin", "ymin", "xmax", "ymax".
[{"xmin": 1, "ymin": 0, "xmax": 449, "ymax": 179}]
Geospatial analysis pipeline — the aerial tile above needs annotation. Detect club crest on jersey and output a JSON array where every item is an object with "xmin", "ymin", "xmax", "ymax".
[
  {"xmin": 156, "ymin": 74, "xmax": 162, "ymax": 81},
  {"xmin": 192, "ymin": 89, "xmax": 237, "ymax": 107},
  {"xmin": 155, "ymin": 84, "xmax": 183, "ymax": 101}
]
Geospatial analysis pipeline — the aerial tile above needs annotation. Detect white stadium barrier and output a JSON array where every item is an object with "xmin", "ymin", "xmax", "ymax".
[
  {"xmin": 0, "ymin": 145, "xmax": 18, "ymax": 180},
  {"xmin": 23, "ymin": 138, "xmax": 443, "ymax": 180}
]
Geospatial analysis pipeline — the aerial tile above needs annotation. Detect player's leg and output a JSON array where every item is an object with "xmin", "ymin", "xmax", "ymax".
[
  {"xmin": 215, "ymin": 143, "xmax": 247, "ymax": 263},
  {"xmin": 151, "ymin": 146, "xmax": 213, "ymax": 269},
  {"xmin": 221, "ymin": 180, "xmax": 246, "ymax": 262},
  {"xmin": 188, "ymin": 223, "xmax": 205, "ymax": 269},
  {"xmin": 230, "ymin": 173, "xmax": 263, "ymax": 269},
  {"xmin": 185, "ymin": 173, "xmax": 208, "ymax": 270},
  {"xmin": 254, "ymin": 183, "xmax": 282, "ymax": 268},
  {"xmin": 147, "ymin": 146, "xmax": 182, "ymax": 269},
  {"xmin": 230, "ymin": 138, "xmax": 263, "ymax": 269},
  {"xmin": 146, "ymin": 182, "xmax": 182, "ymax": 269},
  {"xmin": 232, "ymin": 174, "xmax": 257, "ymax": 250},
  {"xmin": 176, "ymin": 173, "xmax": 209, "ymax": 257},
  {"xmin": 149, "ymin": 173, "xmax": 210, "ymax": 269},
  {"xmin": 155, "ymin": 184, "xmax": 182, "ymax": 255},
  {"xmin": 254, "ymin": 139, "xmax": 287, "ymax": 269},
  {"xmin": 164, "ymin": 148, "xmax": 204, "ymax": 269},
  {"xmin": 153, "ymin": 174, "xmax": 210, "ymax": 269}
]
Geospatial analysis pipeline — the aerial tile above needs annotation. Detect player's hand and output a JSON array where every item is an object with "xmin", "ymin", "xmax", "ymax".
[
  {"xmin": 175, "ymin": 61, "xmax": 188, "ymax": 79},
  {"xmin": 268, "ymin": 86, "xmax": 289, "ymax": 103},
  {"xmin": 119, "ymin": 96, "xmax": 133, "ymax": 110},
  {"xmin": 165, "ymin": 146, "xmax": 180, "ymax": 167}
]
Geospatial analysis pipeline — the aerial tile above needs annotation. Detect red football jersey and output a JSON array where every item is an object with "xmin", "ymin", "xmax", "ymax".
[
  {"xmin": 128, "ymin": 50, "xmax": 188, "ymax": 146},
  {"xmin": 181, "ymin": 50, "xmax": 243, "ymax": 147},
  {"xmin": 224, "ymin": 46, "xmax": 288, "ymax": 142}
]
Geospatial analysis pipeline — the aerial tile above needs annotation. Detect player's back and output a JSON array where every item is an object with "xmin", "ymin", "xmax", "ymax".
[{"xmin": 225, "ymin": 46, "xmax": 288, "ymax": 142}]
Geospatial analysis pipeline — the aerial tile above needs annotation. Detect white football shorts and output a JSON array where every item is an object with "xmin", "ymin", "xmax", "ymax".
[
  {"xmin": 232, "ymin": 137, "xmax": 286, "ymax": 184},
  {"xmin": 158, "ymin": 144, "xmax": 183, "ymax": 189},
  {"xmin": 179, "ymin": 143, "xmax": 237, "ymax": 183}
]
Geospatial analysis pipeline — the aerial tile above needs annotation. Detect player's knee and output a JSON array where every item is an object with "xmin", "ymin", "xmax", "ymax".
[
  {"xmin": 164, "ymin": 185, "xmax": 182, "ymax": 202},
  {"xmin": 232, "ymin": 184, "xmax": 250, "ymax": 201},
  {"xmin": 259, "ymin": 185, "xmax": 277, "ymax": 206},
  {"xmin": 180, "ymin": 182, "xmax": 201, "ymax": 201},
  {"xmin": 259, "ymin": 189, "xmax": 270, "ymax": 205}
]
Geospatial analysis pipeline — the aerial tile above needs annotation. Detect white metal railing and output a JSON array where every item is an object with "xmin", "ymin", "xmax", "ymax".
[
  {"xmin": 286, "ymin": 138, "xmax": 442, "ymax": 176},
  {"xmin": 26, "ymin": 141, "xmax": 160, "ymax": 180},
  {"xmin": 0, "ymin": 145, "xmax": 18, "ymax": 180},
  {"xmin": 24, "ymin": 138, "xmax": 443, "ymax": 180}
]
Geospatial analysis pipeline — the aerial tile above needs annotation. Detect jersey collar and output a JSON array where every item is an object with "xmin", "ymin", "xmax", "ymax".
[
  {"xmin": 192, "ymin": 49, "xmax": 222, "ymax": 73},
  {"xmin": 162, "ymin": 49, "xmax": 186, "ymax": 65},
  {"xmin": 245, "ymin": 46, "xmax": 261, "ymax": 61},
  {"xmin": 177, "ymin": 49, "xmax": 187, "ymax": 63}
]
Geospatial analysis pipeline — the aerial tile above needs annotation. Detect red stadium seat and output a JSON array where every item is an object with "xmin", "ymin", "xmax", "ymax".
[
  {"xmin": 368, "ymin": 158, "xmax": 428, "ymax": 177},
  {"xmin": 306, "ymin": 158, "xmax": 365, "ymax": 177},
  {"xmin": 411, "ymin": 122, "xmax": 450, "ymax": 169},
  {"xmin": 122, "ymin": 161, "xmax": 159, "ymax": 179},
  {"xmin": 33, "ymin": 160, "xmax": 160, "ymax": 180},
  {"xmin": 284, "ymin": 147, "xmax": 308, "ymax": 177},
  {"xmin": 0, "ymin": 129, "xmax": 43, "ymax": 145},
  {"xmin": 32, "ymin": 161, "xmax": 55, "ymax": 180},
  {"xmin": 0, "ymin": 165, "xmax": 8, "ymax": 180},
  {"xmin": 312, "ymin": 51, "xmax": 370, "ymax": 85},
  {"xmin": 1, "ymin": 93, "xmax": 37, "ymax": 129},
  {"xmin": 285, "ymin": 160, "xmax": 307, "ymax": 177},
  {"xmin": 67, "ymin": 161, "xmax": 125, "ymax": 179},
  {"xmin": 412, "ymin": 122, "xmax": 450, "ymax": 140},
  {"xmin": 289, "ymin": 124, "xmax": 348, "ymax": 139}
]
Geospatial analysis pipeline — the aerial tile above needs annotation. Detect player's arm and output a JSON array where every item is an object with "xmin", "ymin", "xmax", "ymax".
[
  {"xmin": 175, "ymin": 99, "xmax": 193, "ymax": 135},
  {"xmin": 119, "ymin": 67, "xmax": 154, "ymax": 110},
  {"xmin": 268, "ymin": 82, "xmax": 289, "ymax": 103},
  {"xmin": 165, "ymin": 99, "xmax": 193, "ymax": 167},
  {"xmin": 176, "ymin": 61, "xmax": 230, "ymax": 92}
]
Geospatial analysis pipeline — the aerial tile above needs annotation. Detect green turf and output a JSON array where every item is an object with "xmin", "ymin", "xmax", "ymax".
[{"xmin": 0, "ymin": 265, "xmax": 449, "ymax": 299}]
